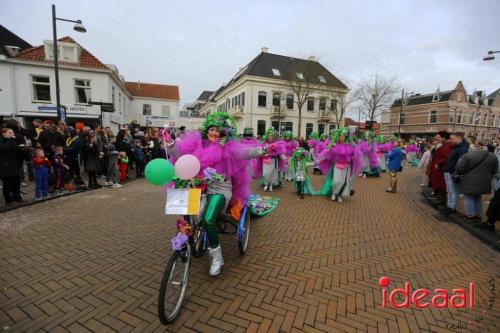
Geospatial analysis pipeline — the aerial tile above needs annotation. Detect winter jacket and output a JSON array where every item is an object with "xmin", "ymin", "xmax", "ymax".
[
  {"xmin": 428, "ymin": 142, "xmax": 452, "ymax": 190},
  {"xmin": 386, "ymin": 147, "xmax": 403, "ymax": 172},
  {"xmin": 38, "ymin": 130, "xmax": 65, "ymax": 153},
  {"xmin": 455, "ymin": 150, "xmax": 498, "ymax": 195},
  {"xmin": 85, "ymin": 143, "xmax": 101, "ymax": 172},
  {"xmin": 0, "ymin": 137, "xmax": 22, "ymax": 178},
  {"xmin": 443, "ymin": 140, "xmax": 470, "ymax": 174}
]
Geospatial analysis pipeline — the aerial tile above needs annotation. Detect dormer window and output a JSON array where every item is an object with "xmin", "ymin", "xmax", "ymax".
[
  {"xmin": 44, "ymin": 40, "xmax": 80, "ymax": 63},
  {"xmin": 297, "ymin": 72, "xmax": 304, "ymax": 80},
  {"xmin": 432, "ymin": 94, "xmax": 439, "ymax": 102},
  {"xmin": 318, "ymin": 76, "xmax": 326, "ymax": 83},
  {"xmin": 272, "ymin": 68, "xmax": 281, "ymax": 76}
]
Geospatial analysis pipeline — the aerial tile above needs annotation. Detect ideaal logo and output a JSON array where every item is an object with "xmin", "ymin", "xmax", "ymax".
[{"xmin": 379, "ymin": 276, "xmax": 475, "ymax": 309}]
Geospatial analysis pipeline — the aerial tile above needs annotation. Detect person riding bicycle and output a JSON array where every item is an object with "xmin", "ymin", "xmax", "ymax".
[{"xmin": 167, "ymin": 112, "xmax": 264, "ymax": 276}]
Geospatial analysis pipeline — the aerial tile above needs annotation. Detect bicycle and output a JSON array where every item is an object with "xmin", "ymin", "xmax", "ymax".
[{"xmin": 157, "ymin": 186, "xmax": 251, "ymax": 324}]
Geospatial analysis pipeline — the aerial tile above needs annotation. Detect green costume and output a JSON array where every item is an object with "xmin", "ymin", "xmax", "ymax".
[{"xmin": 290, "ymin": 148, "xmax": 317, "ymax": 198}]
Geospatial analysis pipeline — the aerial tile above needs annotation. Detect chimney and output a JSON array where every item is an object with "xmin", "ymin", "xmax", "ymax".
[
  {"xmin": 308, "ymin": 56, "xmax": 317, "ymax": 61},
  {"xmin": 261, "ymin": 47, "xmax": 269, "ymax": 53}
]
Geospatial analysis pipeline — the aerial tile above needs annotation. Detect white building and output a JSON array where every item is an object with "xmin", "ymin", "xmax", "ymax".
[
  {"xmin": 125, "ymin": 81, "xmax": 180, "ymax": 128},
  {"xmin": 176, "ymin": 91, "xmax": 213, "ymax": 130},
  {"xmin": 0, "ymin": 27, "xmax": 179, "ymax": 131},
  {"xmin": 200, "ymin": 48, "xmax": 348, "ymax": 138}
]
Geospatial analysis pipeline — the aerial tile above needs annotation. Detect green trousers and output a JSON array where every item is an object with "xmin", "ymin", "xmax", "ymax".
[{"xmin": 204, "ymin": 194, "xmax": 226, "ymax": 248}]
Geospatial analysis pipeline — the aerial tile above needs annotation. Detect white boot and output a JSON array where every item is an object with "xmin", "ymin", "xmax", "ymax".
[
  {"xmin": 337, "ymin": 197, "xmax": 343, "ymax": 203},
  {"xmin": 269, "ymin": 184, "xmax": 273, "ymax": 192},
  {"xmin": 263, "ymin": 184, "xmax": 268, "ymax": 192},
  {"xmin": 209, "ymin": 245, "xmax": 224, "ymax": 276},
  {"xmin": 331, "ymin": 194, "xmax": 336, "ymax": 201}
]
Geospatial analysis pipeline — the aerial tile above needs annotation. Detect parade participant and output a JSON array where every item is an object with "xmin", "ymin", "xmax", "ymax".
[
  {"xmin": 167, "ymin": 112, "xmax": 264, "ymax": 276},
  {"xmin": 256, "ymin": 128, "xmax": 286, "ymax": 192},
  {"xmin": 290, "ymin": 147, "xmax": 317, "ymax": 199},
  {"xmin": 308, "ymin": 132, "xmax": 321, "ymax": 175},
  {"xmin": 375, "ymin": 135, "xmax": 388, "ymax": 172},
  {"xmin": 241, "ymin": 128, "xmax": 258, "ymax": 178},
  {"xmin": 405, "ymin": 140, "xmax": 420, "ymax": 166},
  {"xmin": 317, "ymin": 128, "xmax": 361, "ymax": 202},
  {"xmin": 358, "ymin": 131, "xmax": 379, "ymax": 177},
  {"xmin": 385, "ymin": 140, "xmax": 404, "ymax": 193},
  {"xmin": 282, "ymin": 131, "xmax": 298, "ymax": 181}
]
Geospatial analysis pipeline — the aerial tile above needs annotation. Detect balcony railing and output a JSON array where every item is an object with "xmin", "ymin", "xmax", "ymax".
[
  {"xmin": 318, "ymin": 110, "xmax": 331, "ymax": 122},
  {"xmin": 228, "ymin": 106, "xmax": 244, "ymax": 118},
  {"xmin": 270, "ymin": 106, "xmax": 286, "ymax": 118}
]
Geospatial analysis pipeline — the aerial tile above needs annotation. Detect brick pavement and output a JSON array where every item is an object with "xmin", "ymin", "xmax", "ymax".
[{"xmin": 0, "ymin": 168, "xmax": 499, "ymax": 332}]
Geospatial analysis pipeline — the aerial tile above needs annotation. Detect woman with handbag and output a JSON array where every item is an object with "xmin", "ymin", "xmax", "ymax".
[{"xmin": 454, "ymin": 141, "xmax": 498, "ymax": 222}]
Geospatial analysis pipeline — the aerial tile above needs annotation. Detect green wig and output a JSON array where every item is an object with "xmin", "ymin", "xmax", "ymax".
[
  {"xmin": 290, "ymin": 147, "xmax": 311, "ymax": 172},
  {"xmin": 262, "ymin": 127, "xmax": 277, "ymax": 142},
  {"xmin": 282, "ymin": 130, "xmax": 293, "ymax": 140},
  {"xmin": 309, "ymin": 132, "xmax": 319, "ymax": 140},
  {"xmin": 328, "ymin": 127, "xmax": 351, "ymax": 148},
  {"xmin": 376, "ymin": 135, "xmax": 386, "ymax": 144},
  {"xmin": 200, "ymin": 111, "xmax": 237, "ymax": 145}
]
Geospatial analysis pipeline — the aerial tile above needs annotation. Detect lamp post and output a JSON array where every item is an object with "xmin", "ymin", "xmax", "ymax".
[
  {"xmin": 398, "ymin": 89, "xmax": 414, "ymax": 138},
  {"xmin": 483, "ymin": 50, "xmax": 500, "ymax": 61},
  {"xmin": 52, "ymin": 4, "xmax": 86, "ymax": 122}
]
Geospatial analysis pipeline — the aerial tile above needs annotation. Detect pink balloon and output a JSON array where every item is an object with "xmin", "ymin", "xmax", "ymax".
[{"xmin": 175, "ymin": 154, "xmax": 201, "ymax": 180}]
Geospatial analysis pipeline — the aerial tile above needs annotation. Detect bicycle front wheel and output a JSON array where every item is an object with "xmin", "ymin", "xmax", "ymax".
[
  {"xmin": 158, "ymin": 245, "xmax": 191, "ymax": 324},
  {"xmin": 238, "ymin": 206, "xmax": 251, "ymax": 254}
]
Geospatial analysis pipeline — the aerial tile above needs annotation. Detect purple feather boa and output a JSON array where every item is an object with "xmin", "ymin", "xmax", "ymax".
[
  {"xmin": 282, "ymin": 139, "xmax": 299, "ymax": 156},
  {"xmin": 406, "ymin": 144, "xmax": 420, "ymax": 153},
  {"xmin": 317, "ymin": 143, "xmax": 361, "ymax": 175},
  {"xmin": 358, "ymin": 141, "xmax": 378, "ymax": 168},
  {"xmin": 254, "ymin": 140, "xmax": 286, "ymax": 178},
  {"xmin": 170, "ymin": 131, "xmax": 252, "ymax": 204}
]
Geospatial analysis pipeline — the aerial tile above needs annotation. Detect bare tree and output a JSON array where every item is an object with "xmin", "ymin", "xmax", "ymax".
[
  {"xmin": 285, "ymin": 58, "xmax": 320, "ymax": 138},
  {"xmin": 327, "ymin": 84, "xmax": 358, "ymax": 127},
  {"xmin": 356, "ymin": 74, "xmax": 398, "ymax": 122}
]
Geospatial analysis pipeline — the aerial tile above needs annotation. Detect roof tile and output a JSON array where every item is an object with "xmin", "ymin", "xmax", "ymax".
[{"xmin": 125, "ymin": 82, "xmax": 180, "ymax": 101}]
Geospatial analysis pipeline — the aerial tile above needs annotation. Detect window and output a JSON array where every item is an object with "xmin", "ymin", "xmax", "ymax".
[
  {"xmin": 74, "ymin": 79, "xmax": 91, "ymax": 104},
  {"xmin": 306, "ymin": 123, "xmax": 313, "ymax": 138},
  {"xmin": 331, "ymin": 99, "xmax": 338, "ymax": 113},
  {"xmin": 319, "ymin": 98, "xmax": 326, "ymax": 111},
  {"xmin": 112, "ymin": 86, "xmax": 115, "ymax": 107},
  {"xmin": 456, "ymin": 111, "xmax": 462, "ymax": 124},
  {"xmin": 162, "ymin": 105, "xmax": 171, "ymax": 117},
  {"xmin": 237, "ymin": 94, "xmax": 241, "ymax": 106},
  {"xmin": 286, "ymin": 94, "xmax": 294, "ymax": 109},
  {"xmin": 400, "ymin": 112, "xmax": 406, "ymax": 125},
  {"xmin": 483, "ymin": 114, "xmax": 488, "ymax": 126},
  {"xmin": 258, "ymin": 91, "xmax": 267, "ymax": 107},
  {"xmin": 272, "ymin": 68, "xmax": 281, "ymax": 76},
  {"xmin": 226, "ymin": 99, "xmax": 230, "ymax": 111},
  {"xmin": 118, "ymin": 92, "xmax": 121, "ymax": 113},
  {"xmin": 307, "ymin": 97, "xmax": 314, "ymax": 111},
  {"xmin": 329, "ymin": 124, "xmax": 336, "ymax": 132},
  {"xmin": 429, "ymin": 111, "xmax": 437, "ymax": 124},
  {"xmin": 297, "ymin": 72, "xmax": 304, "ymax": 80},
  {"xmin": 272, "ymin": 121, "xmax": 279, "ymax": 132},
  {"xmin": 272, "ymin": 93, "xmax": 281, "ymax": 107},
  {"xmin": 32, "ymin": 76, "xmax": 51, "ymax": 102},
  {"xmin": 449, "ymin": 111, "xmax": 455, "ymax": 123},
  {"xmin": 318, "ymin": 124, "xmax": 325, "ymax": 136},
  {"xmin": 143, "ymin": 104, "xmax": 152, "ymax": 115},
  {"xmin": 318, "ymin": 76, "xmax": 326, "ymax": 83},
  {"xmin": 257, "ymin": 120, "xmax": 266, "ymax": 136},
  {"xmin": 241, "ymin": 92, "xmax": 245, "ymax": 106},
  {"xmin": 282, "ymin": 121, "xmax": 293, "ymax": 132},
  {"xmin": 495, "ymin": 116, "xmax": 500, "ymax": 127}
]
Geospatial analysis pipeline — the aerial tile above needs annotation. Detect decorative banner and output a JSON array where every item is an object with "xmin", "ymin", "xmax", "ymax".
[{"xmin": 165, "ymin": 188, "xmax": 201, "ymax": 215}]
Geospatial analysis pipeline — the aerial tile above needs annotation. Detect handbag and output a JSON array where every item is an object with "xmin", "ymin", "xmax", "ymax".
[{"xmin": 452, "ymin": 151, "xmax": 489, "ymax": 183}]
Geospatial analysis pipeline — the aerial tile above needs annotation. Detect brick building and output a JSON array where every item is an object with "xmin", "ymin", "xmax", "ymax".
[{"xmin": 386, "ymin": 81, "xmax": 500, "ymax": 140}]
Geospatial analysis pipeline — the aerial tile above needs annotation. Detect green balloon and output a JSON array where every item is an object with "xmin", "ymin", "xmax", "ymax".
[{"xmin": 145, "ymin": 158, "xmax": 175, "ymax": 186}]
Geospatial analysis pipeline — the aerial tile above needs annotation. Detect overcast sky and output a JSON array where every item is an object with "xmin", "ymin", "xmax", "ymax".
[{"xmin": 2, "ymin": 0, "xmax": 499, "ymax": 116}]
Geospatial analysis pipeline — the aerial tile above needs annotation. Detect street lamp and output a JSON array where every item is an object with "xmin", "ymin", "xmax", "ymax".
[
  {"xmin": 398, "ymin": 89, "xmax": 413, "ymax": 138},
  {"xmin": 483, "ymin": 50, "xmax": 500, "ymax": 61},
  {"xmin": 52, "ymin": 4, "xmax": 87, "ymax": 122}
]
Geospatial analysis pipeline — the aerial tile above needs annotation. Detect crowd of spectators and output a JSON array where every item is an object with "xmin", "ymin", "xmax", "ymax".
[{"xmin": 0, "ymin": 118, "xmax": 177, "ymax": 206}]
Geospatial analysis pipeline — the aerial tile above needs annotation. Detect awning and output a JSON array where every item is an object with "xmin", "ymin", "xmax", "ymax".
[{"xmin": 17, "ymin": 112, "xmax": 99, "ymax": 119}]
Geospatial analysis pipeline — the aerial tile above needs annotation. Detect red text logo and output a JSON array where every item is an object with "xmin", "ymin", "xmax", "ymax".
[{"xmin": 379, "ymin": 276, "xmax": 475, "ymax": 309}]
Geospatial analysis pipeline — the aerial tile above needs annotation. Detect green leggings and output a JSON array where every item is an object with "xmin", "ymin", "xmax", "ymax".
[{"xmin": 204, "ymin": 194, "xmax": 226, "ymax": 248}]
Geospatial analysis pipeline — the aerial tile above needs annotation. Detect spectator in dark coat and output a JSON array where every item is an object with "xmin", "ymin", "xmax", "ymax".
[
  {"xmin": 442, "ymin": 131, "xmax": 469, "ymax": 214},
  {"xmin": 64, "ymin": 127, "xmax": 83, "ymax": 182},
  {"xmin": 115, "ymin": 129, "xmax": 134, "ymax": 178},
  {"xmin": 455, "ymin": 141, "xmax": 498, "ymax": 222},
  {"xmin": 85, "ymin": 132, "xmax": 102, "ymax": 188},
  {"xmin": 0, "ymin": 128, "xmax": 23, "ymax": 204},
  {"xmin": 38, "ymin": 121, "xmax": 65, "ymax": 157},
  {"xmin": 427, "ymin": 131, "xmax": 452, "ymax": 205}
]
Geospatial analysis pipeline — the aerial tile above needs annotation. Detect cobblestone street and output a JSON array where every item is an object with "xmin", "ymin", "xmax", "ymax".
[{"xmin": 1, "ymin": 168, "xmax": 499, "ymax": 333}]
